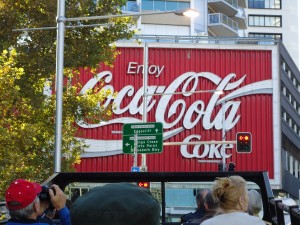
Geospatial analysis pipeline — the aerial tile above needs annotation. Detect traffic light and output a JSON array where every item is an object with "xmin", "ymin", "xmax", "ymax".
[
  {"xmin": 137, "ymin": 182, "xmax": 150, "ymax": 189},
  {"xmin": 236, "ymin": 132, "xmax": 252, "ymax": 153}
]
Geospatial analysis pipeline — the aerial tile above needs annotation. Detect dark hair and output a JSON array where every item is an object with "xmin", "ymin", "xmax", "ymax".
[
  {"xmin": 204, "ymin": 191, "xmax": 219, "ymax": 210},
  {"xmin": 196, "ymin": 189, "xmax": 209, "ymax": 210}
]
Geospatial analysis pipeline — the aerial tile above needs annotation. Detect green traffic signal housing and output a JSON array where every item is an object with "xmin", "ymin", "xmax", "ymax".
[{"xmin": 236, "ymin": 132, "xmax": 252, "ymax": 153}]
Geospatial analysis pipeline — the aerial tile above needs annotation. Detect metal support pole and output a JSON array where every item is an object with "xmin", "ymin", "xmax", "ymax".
[
  {"xmin": 222, "ymin": 102, "xmax": 226, "ymax": 171},
  {"xmin": 133, "ymin": 134, "xmax": 138, "ymax": 167},
  {"xmin": 141, "ymin": 42, "xmax": 148, "ymax": 171},
  {"xmin": 54, "ymin": 0, "xmax": 66, "ymax": 172}
]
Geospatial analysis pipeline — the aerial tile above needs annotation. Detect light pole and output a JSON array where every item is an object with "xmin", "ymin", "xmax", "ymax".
[
  {"xmin": 54, "ymin": 0, "xmax": 66, "ymax": 173},
  {"xmin": 54, "ymin": 1, "xmax": 199, "ymax": 172}
]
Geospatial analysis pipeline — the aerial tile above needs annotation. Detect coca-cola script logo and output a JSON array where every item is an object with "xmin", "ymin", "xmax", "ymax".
[{"xmin": 77, "ymin": 71, "xmax": 273, "ymax": 158}]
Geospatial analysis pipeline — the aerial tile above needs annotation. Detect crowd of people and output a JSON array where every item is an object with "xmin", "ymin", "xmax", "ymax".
[
  {"xmin": 181, "ymin": 176, "xmax": 267, "ymax": 225},
  {"xmin": 4, "ymin": 175, "xmax": 268, "ymax": 225}
]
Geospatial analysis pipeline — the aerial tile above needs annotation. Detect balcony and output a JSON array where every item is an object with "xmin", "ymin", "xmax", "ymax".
[
  {"xmin": 231, "ymin": 7, "xmax": 247, "ymax": 29},
  {"xmin": 208, "ymin": 13, "xmax": 239, "ymax": 36},
  {"xmin": 121, "ymin": 1, "xmax": 140, "ymax": 13},
  {"xmin": 208, "ymin": 0, "xmax": 238, "ymax": 17}
]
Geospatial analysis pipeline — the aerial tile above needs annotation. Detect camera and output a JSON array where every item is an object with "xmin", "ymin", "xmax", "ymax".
[
  {"xmin": 39, "ymin": 186, "xmax": 56, "ymax": 210},
  {"xmin": 38, "ymin": 186, "xmax": 56, "ymax": 201}
]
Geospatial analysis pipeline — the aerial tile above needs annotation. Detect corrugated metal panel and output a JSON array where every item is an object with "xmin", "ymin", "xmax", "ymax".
[{"xmin": 74, "ymin": 44, "xmax": 274, "ymax": 179}]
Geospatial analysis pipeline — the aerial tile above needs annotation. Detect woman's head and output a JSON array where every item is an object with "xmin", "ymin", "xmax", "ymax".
[
  {"xmin": 212, "ymin": 175, "xmax": 249, "ymax": 212},
  {"xmin": 248, "ymin": 189, "xmax": 263, "ymax": 216}
]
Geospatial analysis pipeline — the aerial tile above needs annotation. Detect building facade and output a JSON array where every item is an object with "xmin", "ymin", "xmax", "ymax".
[
  {"xmin": 72, "ymin": 38, "xmax": 300, "ymax": 199},
  {"xmin": 244, "ymin": 0, "xmax": 300, "ymax": 69},
  {"xmin": 121, "ymin": 1, "xmax": 300, "ymax": 68}
]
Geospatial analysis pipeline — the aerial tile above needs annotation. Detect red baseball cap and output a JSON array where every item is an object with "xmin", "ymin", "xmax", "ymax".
[{"xmin": 5, "ymin": 179, "xmax": 42, "ymax": 210}]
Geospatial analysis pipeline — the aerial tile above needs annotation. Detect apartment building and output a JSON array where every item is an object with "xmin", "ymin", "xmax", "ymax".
[
  {"xmin": 244, "ymin": 0, "xmax": 300, "ymax": 69},
  {"xmin": 121, "ymin": 1, "xmax": 300, "ymax": 69},
  {"xmin": 123, "ymin": 0, "xmax": 247, "ymax": 37}
]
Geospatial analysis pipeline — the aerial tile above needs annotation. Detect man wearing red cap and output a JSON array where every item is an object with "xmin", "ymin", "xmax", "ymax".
[{"xmin": 5, "ymin": 179, "xmax": 70, "ymax": 225}]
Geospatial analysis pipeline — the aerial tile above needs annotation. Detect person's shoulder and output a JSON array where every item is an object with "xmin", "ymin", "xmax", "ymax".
[
  {"xmin": 233, "ymin": 213, "xmax": 266, "ymax": 225},
  {"xmin": 181, "ymin": 212, "xmax": 194, "ymax": 221},
  {"xmin": 199, "ymin": 214, "xmax": 224, "ymax": 225},
  {"xmin": 200, "ymin": 212, "xmax": 265, "ymax": 225}
]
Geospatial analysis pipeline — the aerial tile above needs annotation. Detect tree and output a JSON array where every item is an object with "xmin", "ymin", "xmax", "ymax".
[
  {"xmin": 0, "ymin": 0, "xmax": 136, "ymax": 196},
  {"xmin": 0, "ymin": 0, "xmax": 135, "ymax": 98}
]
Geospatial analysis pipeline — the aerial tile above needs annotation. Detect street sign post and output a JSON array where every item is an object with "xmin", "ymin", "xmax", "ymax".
[{"xmin": 122, "ymin": 122, "xmax": 163, "ymax": 154}]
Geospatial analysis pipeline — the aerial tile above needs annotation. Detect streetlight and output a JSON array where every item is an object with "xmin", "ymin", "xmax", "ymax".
[{"xmin": 54, "ymin": 0, "xmax": 199, "ymax": 172}]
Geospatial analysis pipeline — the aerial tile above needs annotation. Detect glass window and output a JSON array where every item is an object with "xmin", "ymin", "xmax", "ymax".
[
  {"xmin": 166, "ymin": 1, "xmax": 178, "ymax": 10},
  {"xmin": 142, "ymin": 0, "xmax": 154, "ymax": 10},
  {"xmin": 141, "ymin": 0, "xmax": 190, "ymax": 11},
  {"xmin": 249, "ymin": 0, "xmax": 264, "ymax": 8},
  {"xmin": 249, "ymin": 33, "xmax": 282, "ymax": 40},
  {"xmin": 178, "ymin": 2, "xmax": 190, "ymax": 9},
  {"xmin": 154, "ymin": 0, "xmax": 165, "ymax": 11},
  {"xmin": 248, "ymin": 0, "xmax": 281, "ymax": 9},
  {"xmin": 248, "ymin": 15, "xmax": 281, "ymax": 27}
]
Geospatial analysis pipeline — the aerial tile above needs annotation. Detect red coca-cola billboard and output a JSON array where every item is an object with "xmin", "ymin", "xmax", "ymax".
[{"xmin": 74, "ymin": 43, "xmax": 280, "ymax": 182}]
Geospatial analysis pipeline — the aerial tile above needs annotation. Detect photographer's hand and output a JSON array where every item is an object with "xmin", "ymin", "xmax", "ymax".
[{"xmin": 49, "ymin": 184, "xmax": 67, "ymax": 211}]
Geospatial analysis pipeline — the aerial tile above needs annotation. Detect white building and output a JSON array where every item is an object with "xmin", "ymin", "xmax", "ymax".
[
  {"xmin": 244, "ymin": 0, "xmax": 300, "ymax": 69},
  {"xmin": 122, "ymin": 0, "xmax": 300, "ymax": 68}
]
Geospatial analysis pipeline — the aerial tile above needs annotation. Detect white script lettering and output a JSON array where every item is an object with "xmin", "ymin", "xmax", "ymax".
[{"xmin": 127, "ymin": 62, "xmax": 165, "ymax": 77}]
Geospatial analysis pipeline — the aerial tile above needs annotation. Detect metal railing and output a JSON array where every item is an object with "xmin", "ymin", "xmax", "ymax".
[
  {"xmin": 269, "ymin": 198, "xmax": 300, "ymax": 225},
  {"xmin": 121, "ymin": 1, "xmax": 140, "ymax": 12},
  {"xmin": 125, "ymin": 34, "xmax": 280, "ymax": 45},
  {"xmin": 208, "ymin": 0, "xmax": 238, "ymax": 9},
  {"xmin": 208, "ymin": 13, "xmax": 239, "ymax": 31}
]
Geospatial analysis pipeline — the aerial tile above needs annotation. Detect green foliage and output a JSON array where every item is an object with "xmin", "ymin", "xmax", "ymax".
[{"xmin": 0, "ymin": 0, "xmax": 136, "ymax": 197}]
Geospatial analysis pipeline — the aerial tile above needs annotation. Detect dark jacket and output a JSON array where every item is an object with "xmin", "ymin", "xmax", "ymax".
[
  {"xmin": 192, "ymin": 210, "xmax": 222, "ymax": 224},
  {"xmin": 7, "ymin": 207, "xmax": 70, "ymax": 225},
  {"xmin": 181, "ymin": 208, "xmax": 205, "ymax": 223}
]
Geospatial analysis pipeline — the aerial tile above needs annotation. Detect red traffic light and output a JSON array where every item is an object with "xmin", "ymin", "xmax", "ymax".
[
  {"xmin": 236, "ymin": 132, "xmax": 252, "ymax": 153},
  {"xmin": 137, "ymin": 182, "xmax": 150, "ymax": 189},
  {"xmin": 238, "ymin": 135, "xmax": 249, "ymax": 141}
]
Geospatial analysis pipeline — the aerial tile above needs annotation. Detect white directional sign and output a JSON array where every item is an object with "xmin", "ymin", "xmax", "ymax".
[{"xmin": 122, "ymin": 122, "xmax": 163, "ymax": 154}]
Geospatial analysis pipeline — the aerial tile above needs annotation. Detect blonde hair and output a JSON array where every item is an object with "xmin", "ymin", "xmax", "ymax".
[{"xmin": 212, "ymin": 175, "xmax": 248, "ymax": 211}]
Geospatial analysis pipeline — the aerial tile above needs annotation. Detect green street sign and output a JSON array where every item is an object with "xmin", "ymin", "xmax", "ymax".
[{"xmin": 122, "ymin": 122, "xmax": 163, "ymax": 154}]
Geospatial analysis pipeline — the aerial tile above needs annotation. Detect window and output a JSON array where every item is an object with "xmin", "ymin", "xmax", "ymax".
[
  {"xmin": 143, "ymin": 0, "xmax": 154, "ymax": 10},
  {"xmin": 249, "ymin": 33, "xmax": 282, "ymax": 40},
  {"xmin": 248, "ymin": 0, "xmax": 281, "ymax": 9},
  {"xmin": 154, "ymin": 0, "xmax": 165, "ymax": 11},
  {"xmin": 141, "ymin": 0, "xmax": 189, "ymax": 11},
  {"xmin": 248, "ymin": 15, "xmax": 281, "ymax": 27}
]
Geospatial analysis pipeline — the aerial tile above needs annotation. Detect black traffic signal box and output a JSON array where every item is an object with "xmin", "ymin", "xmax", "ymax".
[{"xmin": 236, "ymin": 132, "xmax": 252, "ymax": 153}]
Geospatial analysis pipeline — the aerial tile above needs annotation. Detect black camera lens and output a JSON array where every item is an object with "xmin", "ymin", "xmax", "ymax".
[{"xmin": 38, "ymin": 186, "xmax": 56, "ymax": 201}]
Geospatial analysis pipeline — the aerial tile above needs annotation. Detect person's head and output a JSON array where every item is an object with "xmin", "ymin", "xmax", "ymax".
[
  {"xmin": 5, "ymin": 179, "xmax": 43, "ymax": 220},
  {"xmin": 247, "ymin": 189, "xmax": 263, "ymax": 216},
  {"xmin": 212, "ymin": 175, "xmax": 249, "ymax": 213},
  {"xmin": 70, "ymin": 183, "xmax": 161, "ymax": 225},
  {"xmin": 196, "ymin": 189, "xmax": 209, "ymax": 210},
  {"xmin": 204, "ymin": 191, "xmax": 220, "ymax": 211}
]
